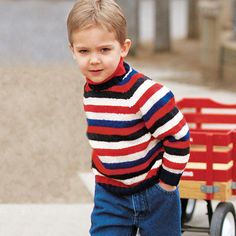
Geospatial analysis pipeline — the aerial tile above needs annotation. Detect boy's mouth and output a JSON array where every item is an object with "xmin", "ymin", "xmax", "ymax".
[
  {"xmin": 89, "ymin": 69, "xmax": 104, "ymax": 76},
  {"xmin": 89, "ymin": 69, "xmax": 103, "ymax": 72}
]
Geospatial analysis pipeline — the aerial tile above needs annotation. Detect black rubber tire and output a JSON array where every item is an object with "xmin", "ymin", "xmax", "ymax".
[
  {"xmin": 210, "ymin": 202, "xmax": 236, "ymax": 236},
  {"xmin": 181, "ymin": 198, "xmax": 197, "ymax": 223}
]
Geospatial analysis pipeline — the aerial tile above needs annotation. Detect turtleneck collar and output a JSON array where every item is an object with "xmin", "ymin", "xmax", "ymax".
[{"xmin": 86, "ymin": 57, "xmax": 126, "ymax": 90}]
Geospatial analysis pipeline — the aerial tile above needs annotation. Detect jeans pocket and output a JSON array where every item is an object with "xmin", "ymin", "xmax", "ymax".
[{"xmin": 154, "ymin": 183, "xmax": 178, "ymax": 195}]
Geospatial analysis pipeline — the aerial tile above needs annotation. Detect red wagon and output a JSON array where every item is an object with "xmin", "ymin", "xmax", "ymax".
[{"xmin": 176, "ymin": 98, "xmax": 236, "ymax": 236}]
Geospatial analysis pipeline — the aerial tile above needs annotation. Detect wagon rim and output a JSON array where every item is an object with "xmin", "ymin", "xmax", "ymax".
[{"xmin": 221, "ymin": 211, "xmax": 235, "ymax": 236}]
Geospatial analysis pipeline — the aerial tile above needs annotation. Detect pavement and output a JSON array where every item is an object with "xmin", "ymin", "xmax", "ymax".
[
  {"xmin": 1, "ymin": 0, "xmax": 236, "ymax": 235},
  {"xmin": 78, "ymin": 173, "xmax": 236, "ymax": 236},
  {"xmin": 0, "ymin": 173, "xmax": 235, "ymax": 236},
  {"xmin": 1, "ymin": 61, "xmax": 236, "ymax": 235}
]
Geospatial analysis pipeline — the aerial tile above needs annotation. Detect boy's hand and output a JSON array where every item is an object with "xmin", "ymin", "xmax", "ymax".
[{"xmin": 159, "ymin": 181, "xmax": 176, "ymax": 191}]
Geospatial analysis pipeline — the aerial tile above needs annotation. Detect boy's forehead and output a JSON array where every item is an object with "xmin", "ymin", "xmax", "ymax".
[
  {"xmin": 74, "ymin": 24, "xmax": 114, "ymax": 36},
  {"xmin": 72, "ymin": 25, "xmax": 119, "ymax": 45},
  {"xmin": 74, "ymin": 41, "xmax": 115, "ymax": 48}
]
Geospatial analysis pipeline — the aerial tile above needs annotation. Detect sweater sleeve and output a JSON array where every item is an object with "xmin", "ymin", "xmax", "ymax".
[{"xmin": 137, "ymin": 82, "xmax": 190, "ymax": 186}]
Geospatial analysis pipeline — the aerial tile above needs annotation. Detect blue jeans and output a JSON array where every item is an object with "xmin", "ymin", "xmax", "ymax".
[{"xmin": 90, "ymin": 183, "xmax": 181, "ymax": 236}]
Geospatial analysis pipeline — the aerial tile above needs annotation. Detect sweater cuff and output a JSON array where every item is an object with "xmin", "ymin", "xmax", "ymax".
[{"xmin": 159, "ymin": 167, "xmax": 182, "ymax": 186}]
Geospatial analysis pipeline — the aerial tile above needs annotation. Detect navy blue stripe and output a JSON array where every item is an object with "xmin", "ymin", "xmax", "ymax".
[
  {"xmin": 143, "ymin": 91, "xmax": 174, "ymax": 122},
  {"xmin": 103, "ymin": 141, "xmax": 163, "ymax": 169},
  {"xmin": 118, "ymin": 68, "xmax": 138, "ymax": 85},
  {"xmin": 92, "ymin": 151, "xmax": 164, "ymax": 179},
  {"xmin": 87, "ymin": 118, "xmax": 143, "ymax": 128}
]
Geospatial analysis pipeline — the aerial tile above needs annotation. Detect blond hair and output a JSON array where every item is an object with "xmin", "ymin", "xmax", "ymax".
[{"xmin": 67, "ymin": 0, "xmax": 127, "ymax": 45}]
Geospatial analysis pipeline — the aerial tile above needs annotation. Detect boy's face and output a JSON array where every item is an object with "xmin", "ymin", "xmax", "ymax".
[{"xmin": 70, "ymin": 25, "xmax": 131, "ymax": 84}]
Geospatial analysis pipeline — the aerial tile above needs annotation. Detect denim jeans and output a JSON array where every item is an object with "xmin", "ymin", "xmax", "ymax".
[{"xmin": 90, "ymin": 183, "xmax": 181, "ymax": 236}]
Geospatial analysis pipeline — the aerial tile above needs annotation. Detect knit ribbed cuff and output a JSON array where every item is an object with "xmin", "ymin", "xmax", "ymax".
[{"xmin": 159, "ymin": 168, "xmax": 182, "ymax": 186}]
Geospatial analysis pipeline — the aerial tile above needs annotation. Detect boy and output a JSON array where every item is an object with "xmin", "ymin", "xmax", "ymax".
[{"xmin": 67, "ymin": 0, "xmax": 190, "ymax": 235}]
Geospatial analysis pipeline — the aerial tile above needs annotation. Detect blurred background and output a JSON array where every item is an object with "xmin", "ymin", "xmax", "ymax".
[{"xmin": 0, "ymin": 0, "xmax": 236, "ymax": 204}]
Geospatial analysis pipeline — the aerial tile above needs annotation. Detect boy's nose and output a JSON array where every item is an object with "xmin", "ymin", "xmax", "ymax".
[{"xmin": 89, "ymin": 54, "xmax": 100, "ymax": 64}]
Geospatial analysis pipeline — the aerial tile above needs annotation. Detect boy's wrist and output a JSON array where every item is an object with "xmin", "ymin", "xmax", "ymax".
[{"xmin": 159, "ymin": 180, "xmax": 176, "ymax": 191}]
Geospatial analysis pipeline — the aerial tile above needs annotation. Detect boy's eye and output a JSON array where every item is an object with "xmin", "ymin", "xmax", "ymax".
[
  {"xmin": 78, "ymin": 49, "xmax": 88, "ymax": 54},
  {"xmin": 101, "ymin": 48, "xmax": 111, "ymax": 53}
]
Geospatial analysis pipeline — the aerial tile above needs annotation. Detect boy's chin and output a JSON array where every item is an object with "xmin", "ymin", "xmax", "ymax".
[{"xmin": 88, "ymin": 77, "xmax": 107, "ymax": 84}]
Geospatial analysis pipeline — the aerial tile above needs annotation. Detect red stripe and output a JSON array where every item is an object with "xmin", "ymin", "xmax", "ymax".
[
  {"xmin": 86, "ymin": 57, "xmax": 125, "ymax": 85},
  {"xmin": 165, "ymin": 139, "xmax": 190, "ymax": 149},
  {"xmin": 107, "ymin": 73, "xmax": 144, "ymax": 92},
  {"xmin": 95, "ymin": 167, "xmax": 160, "ymax": 187},
  {"xmin": 93, "ymin": 149, "xmax": 163, "ymax": 175},
  {"xmin": 146, "ymin": 168, "xmax": 160, "ymax": 179},
  {"xmin": 84, "ymin": 73, "xmax": 145, "ymax": 113},
  {"xmin": 135, "ymin": 83, "xmax": 163, "ymax": 109},
  {"xmin": 163, "ymin": 158, "xmax": 187, "ymax": 171},
  {"xmin": 84, "ymin": 83, "xmax": 91, "ymax": 92},
  {"xmin": 145, "ymin": 98, "xmax": 175, "ymax": 129},
  {"xmin": 159, "ymin": 118, "xmax": 186, "ymax": 140},
  {"xmin": 88, "ymin": 123, "xmax": 145, "ymax": 135},
  {"xmin": 84, "ymin": 104, "xmax": 135, "ymax": 114},
  {"xmin": 96, "ymin": 175, "xmax": 143, "ymax": 188}
]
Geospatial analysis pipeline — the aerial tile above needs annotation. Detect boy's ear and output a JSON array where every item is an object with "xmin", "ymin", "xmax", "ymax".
[{"xmin": 121, "ymin": 39, "xmax": 132, "ymax": 58}]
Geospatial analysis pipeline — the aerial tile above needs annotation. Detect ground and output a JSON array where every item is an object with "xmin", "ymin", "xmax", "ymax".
[{"xmin": 1, "ymin": 38, "xmax": 236, "ymax": 204}]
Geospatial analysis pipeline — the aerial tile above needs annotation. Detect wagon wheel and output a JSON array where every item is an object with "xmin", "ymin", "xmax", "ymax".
[
  {"xmin": 181, "ymin": 199, "xmax": 196, "ymax": 223},
  {"xmin": 210, "ymin": 202, "xmax": 236, "ymax": 236},
  {"xmin": 185, "ymin": 199, "xmax": 196, "ymax": 222}
]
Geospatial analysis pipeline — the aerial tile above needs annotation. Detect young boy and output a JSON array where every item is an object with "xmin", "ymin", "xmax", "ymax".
[{"xmin": 67, "ymin": 0, "xmax": 190, "ymax": 235}]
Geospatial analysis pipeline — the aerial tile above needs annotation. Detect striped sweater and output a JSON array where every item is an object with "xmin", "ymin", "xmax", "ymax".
[{"xmin": 83, "ymin": 61, "xmax": 190, "ymax": 195}]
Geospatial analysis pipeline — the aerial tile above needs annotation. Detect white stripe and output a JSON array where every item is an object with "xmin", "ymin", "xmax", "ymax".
[
  {"xmin": 85, "ymin": 111, "xmax": 141, "ymax": 121},
  {"xmin": 140, "ymin": 86, "xmax": 170, "ymax": 115},
  {"xmin": 84, "ymin": 97, "xmax": 122, "ymax": 106},
  {"xmin": 122, "ymin": 65, "xmax": 133, "ymax": 81},
  {"xmin": 99, "ymin": 139, "xmax": 160, "ymax": 164},
  {"xmin": 174, "ymin": 123, "xmax": 189, "ymax": 140},
  {"xmin": 83, "ymin": 79, "xmax": 154, "ymax": 107},
  {"xmin": 129, "ymin": 80, "xmax": 157, "ymax": 107},
  {"xmin": 89, "ymin": 133, "xmax": 152, "ymax": 149},
  {"xmin": 83, "ymin": 66, "xmax": 132, "ymax": 106},
  {"xmin": 163, "ymin": 153, "xmax": 189, "ymax": 164},
  {"xmin": 116, "ymin": 160, "xmax": 162, "ymax": 185},
  {"xmin": 153, "ymin": 111, "xmax": 184, "ymax": 137},
  {"xmin": 151, "ymin": 159, "xmax": 162, "ymax": 169},
  {"xmin": 93, "ymin": 159, "xmax": 162, "ymax": 185},
  {"xmin": 162, "ymin": 164, "xmax": 183, "ymax": 174}
]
